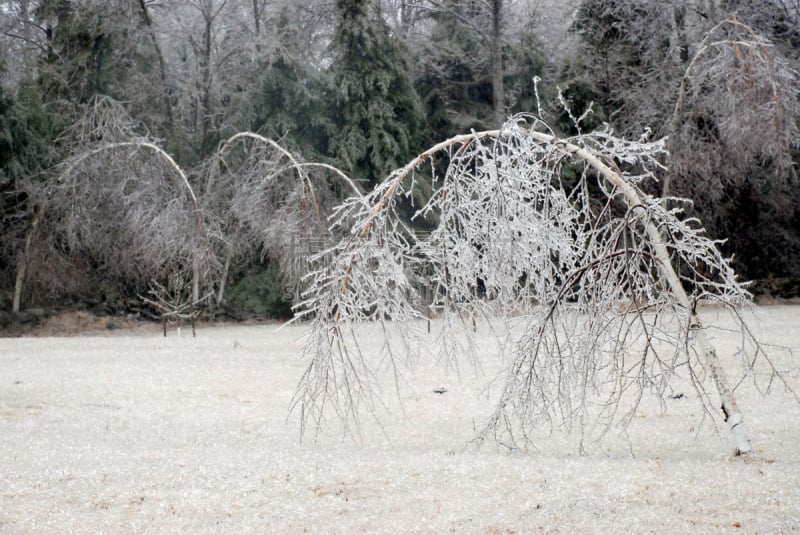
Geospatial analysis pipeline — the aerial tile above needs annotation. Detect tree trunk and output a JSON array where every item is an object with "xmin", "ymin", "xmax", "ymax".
[
  {"xmin": 252, "ymin": 0, "xmax": 262, "ymax": 37},
  {"xmin": 137, "ymin": 0, "xmax": 175, "ymax": 134},
  {"xmin": 200, "ymin": 5, "xmax": 214, "ymax": 156},
  {"xmin": 13, "ymin": 207, "xmax": 42, "ymax": 314},
  {"xmin": 490, "ymin": 0, "xmax": 504, "ymax": 126},
  {"xmin": 192, "ymin": 256, "xmax": 200, "ymax": 306},
  {"xmin": 216, "ymin": 252, "xmax": 232, "ymax": 306}
]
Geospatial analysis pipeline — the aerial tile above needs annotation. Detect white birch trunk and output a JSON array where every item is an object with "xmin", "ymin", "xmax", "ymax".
[
  {"xmin": 216, "ymin": 247, "xmax": 233, "ymax": 305},
  {"xmin": 563, "ymin": 138, "xmax": 753, "ymax": 455},
  {"xmin": 192, "ymin": 256, "xmax": 200, "ymax": 306}
]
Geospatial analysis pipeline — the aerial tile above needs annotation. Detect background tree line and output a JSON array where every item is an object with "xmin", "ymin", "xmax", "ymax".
[{"xmin": 0, "ymin": 0, "xmax": 798, "ymax": 322}]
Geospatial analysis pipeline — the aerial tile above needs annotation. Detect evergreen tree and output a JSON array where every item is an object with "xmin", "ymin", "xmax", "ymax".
[
  {"xmin": 35, "ymin": 0, "xmax": 117, "ymax": 103},
  {"xmin": 415, "ymin": 2, "xmax": 494, "ymax": 144},
  {"xmin": 327, "ymin": 0, "xmax": 423, "ymax": 187},
  {"xmin": 0, "ymin": 69, "xmax": 18, "ymax": 272},
  {"xmin": 0, "ymin": 77, "xmax": 16, "ymax": 188},
  {"xmin": 414, "ymin": 1, "xmax": 547, "ymax": 145},
  {"xmin": 253, "ymin": 7, "xmax": 331, "ymax": 158},
  {"xmin": 0, "ymin": 66, "xmax": 70, "ymax": 303},
  {"xmin": 33, "ymin": 0, "xmax": 172, "ymax": 136}
]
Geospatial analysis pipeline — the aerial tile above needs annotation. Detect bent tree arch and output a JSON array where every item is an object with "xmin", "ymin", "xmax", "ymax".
[
  {"xmin": 294, "ymin": 114, "xmax": 793, "ymax": 454},
  {"xmin": 17, "ymin": 140, "xmax": 212, "ymax": 307},
  {"xmin": 14, "ymin": 97, "xmax": 360, "ymax": 317},
  {"xmin": 15, "ymin": 97, "xmax": 211, "ymax": 313},
  {"xmin": 203, "ymin": 132, "xmax": 363, "ymax": 306}
]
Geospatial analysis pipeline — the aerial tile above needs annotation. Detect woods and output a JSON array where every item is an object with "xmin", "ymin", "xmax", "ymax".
[{"xmin": 2, "ymin": 0, "xmax": 796, "ymax": 318}]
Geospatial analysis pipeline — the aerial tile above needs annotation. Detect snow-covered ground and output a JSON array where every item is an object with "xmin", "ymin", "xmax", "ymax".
[{"xmin": 2, "ymin": 306, "xmax": 799, "ymax": 534}]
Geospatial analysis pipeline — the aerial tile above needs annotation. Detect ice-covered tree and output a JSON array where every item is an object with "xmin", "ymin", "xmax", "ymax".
[
  {"xmin": 12, "ymin": 95, "xmax": 358, "ymax": 317},
  {"xmin": 665, "ymin": 16, "xmax": 800, "ymax": 285},
  {"xmin": 14, "ymin": 96, "xmax": 212, "ymax": 313},
  {"xmin": 292, "ymin": 113, "xmax": 796, "ymax": 454},
  {"xmin": 201, "ymin": 131, "xmax": 362, "ymax": 307}
]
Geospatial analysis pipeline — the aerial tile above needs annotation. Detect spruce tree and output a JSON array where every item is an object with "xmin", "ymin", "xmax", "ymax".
[{"xmin": 327, "ymin": 0, "xmax": 422, "ymax": 187}]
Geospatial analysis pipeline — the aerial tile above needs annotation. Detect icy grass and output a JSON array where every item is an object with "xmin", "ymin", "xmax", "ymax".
[{"xmin": 1, "ymin": 307, "xmax": 799, "ymax": 534}]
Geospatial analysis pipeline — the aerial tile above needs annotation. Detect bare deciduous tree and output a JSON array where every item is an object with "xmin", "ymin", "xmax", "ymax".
[{"xmin": 292, "ymin": 113, "xmax": 796, "ymax": 454}]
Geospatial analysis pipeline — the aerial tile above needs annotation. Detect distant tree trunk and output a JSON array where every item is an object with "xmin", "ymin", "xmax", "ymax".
[
  {"xmin": 252, "ymin": 0, "xmax": 263, "ymax": 37},
  {"xmin": 399, "ymin": 0, "xmax": 410, "ymax": 29},
  {"xmin": 490, "ymin": 0, "xmax": 504, "ymax": 125},
  {"xmin": 251, "ymin": 0, "xmax": 267, "ymax": 53},
  {"xmin": 673, "ymin": 5, "xmax": 690, "ymax": 64},
  {"xmin": 137, "ymin": 0, "xmax": 175, "ymax": 134},
  {"xmin": 200, "ymin": 3, "xmax": 214, "ymax": 156},
  {"xmin": 12, "ymin": 208, "xmax": 41, "ymax": 314},
  {"xmin": 185, "ymin": 0, "xmax": 226, "ymax": 158},
  {"xmin": 397, "ymin": 0, "xmax": 419, "ymax": 35}
]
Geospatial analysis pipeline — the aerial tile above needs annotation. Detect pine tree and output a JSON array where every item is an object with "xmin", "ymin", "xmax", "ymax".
[{"xmin": 327, "ymin": 0, "xmax": 423, "ymax": 187}]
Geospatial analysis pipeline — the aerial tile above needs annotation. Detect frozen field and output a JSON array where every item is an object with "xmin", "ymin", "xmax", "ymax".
[{"xmin": 1, "ymin": 306, "xmax": 799, "ymax": 534}]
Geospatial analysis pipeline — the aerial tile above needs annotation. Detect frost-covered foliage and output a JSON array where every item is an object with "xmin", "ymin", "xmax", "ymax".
[
  {"xmin": 20, "ymin": 96, "xmax": 210, "ymax": 301},
  {"xmin": 292, "ymin": 113, "xmax": 785, "ymax": 451},
  {"xmin": 202, "ymin": 132, "xmax": 361, "ymax": 305},
  {"xmin": 667, "ymin": 16, "xmax": 800, "ymax": 202},
  {"xmin": 16, "ymin": 97, "xmax": 356, "ymax": 315}
]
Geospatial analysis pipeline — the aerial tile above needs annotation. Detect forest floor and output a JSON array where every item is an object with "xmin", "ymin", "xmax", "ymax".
[{"xmin": 1, "ymin": 305, "xmax": 799, "ymax": 533}]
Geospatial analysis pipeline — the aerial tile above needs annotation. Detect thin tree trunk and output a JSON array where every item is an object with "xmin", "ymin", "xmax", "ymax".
[
  {"xmin": 490, "ymin": 0, "xmax": 504, "ymax": 126},
  {"xmin": 216, "ymin": 245, "xmax": 234, "ymax": 305},
  {"xmin": 192, "ymin": 256, "xmax": 200, "ymax": 306},
  {"xmin": 252, "ymin": 0, "xmax": 262, "ymax": 37},
  {"xmin": 137, "ymin": 0, "xmax": 175, "ymax": 133},
  {"xmin": 200, "ymin": 8, "xmax": 214, "ymax": 156},
  {"xmin": 13, "ymin": 207, "xmax": 42, "ymax": 314}
]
